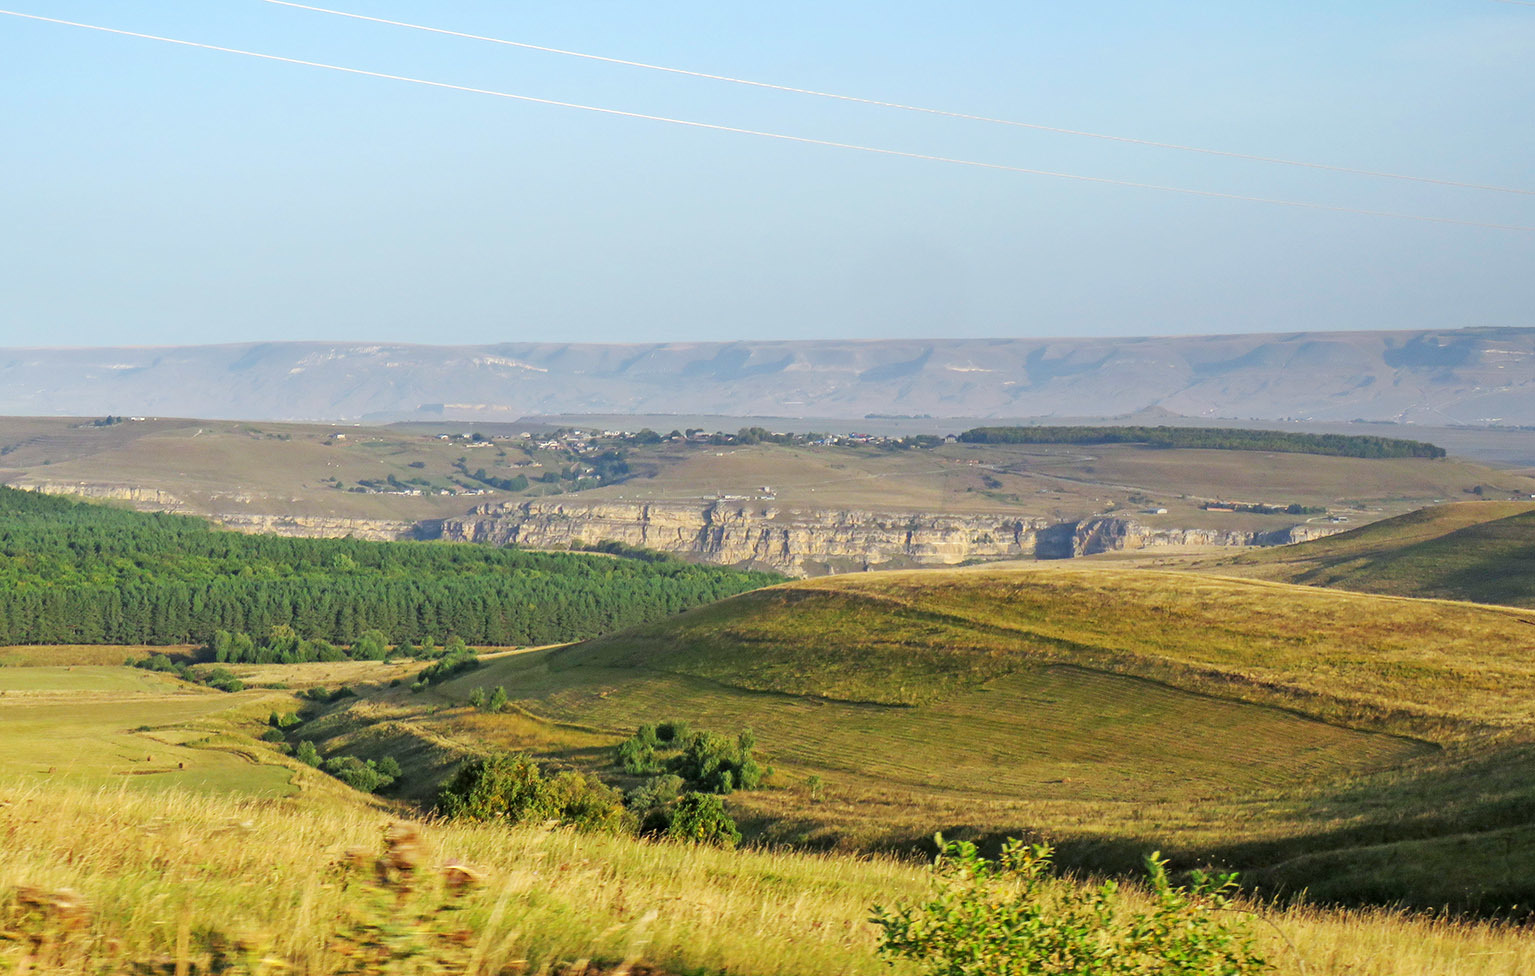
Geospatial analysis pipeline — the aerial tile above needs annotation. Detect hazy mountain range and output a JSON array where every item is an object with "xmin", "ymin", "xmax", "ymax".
[{"xmin": 6, "ymin": 327, "xmax": 1535, "ymax": 425}]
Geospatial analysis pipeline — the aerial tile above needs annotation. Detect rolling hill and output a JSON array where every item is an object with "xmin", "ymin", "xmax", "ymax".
[
  {"xmin": 1207, "ymin": 501, "xmax": 1535, "ymax": 607},
  {"xmin": 293, "ymin": 564, "xmax": 1535, "ymax": 909}
]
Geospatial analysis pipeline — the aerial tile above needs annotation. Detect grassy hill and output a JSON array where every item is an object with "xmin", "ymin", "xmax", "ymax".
[
  {"xmin": 281, "ymin": 565, "xmax": 1535, "ymax": 910},
  {"xmin": 1206, "ymin": 501, "xmax": 1535, "ymax": 606}
]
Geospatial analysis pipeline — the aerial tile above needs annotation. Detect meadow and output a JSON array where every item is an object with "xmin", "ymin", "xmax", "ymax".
[
  {"xmin": 0, "ymin": 664, "xmax": 296, "ymax": 796},
  {"xmin": 4, "ymin": 781, "xmax": 1535, "ymax": 975},
  {"xmin": 261, "ymin": 564, "xmax": 1535, "ymax": 909}
]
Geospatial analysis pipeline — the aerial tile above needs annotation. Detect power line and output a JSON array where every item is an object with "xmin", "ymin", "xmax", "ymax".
[
  {"xmin": 1, "ymin": 8, "xmax": 1531, "ymax": 233},
  {"xmin": 257, "ymin": 0, "xmax": 1535, "ymax": 198}
]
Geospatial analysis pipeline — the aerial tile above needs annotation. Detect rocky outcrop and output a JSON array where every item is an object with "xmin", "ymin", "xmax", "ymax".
[
  {"xmin": 437, "ymin": 501, "xmax": 1341, "ymax": 575},
  {"xmin": 1069, "ymin": 518, "xmax": 1339, "ymax": 555},
  {"xmin": 437, "ymin": 500, "xmax": 1050, "ymax": 573},
  {"xmin": 15, "ymin": 481, "xmax": 193, "ymax": 511},
  {"xmin": 9, "ymin": 482, "xmax": 417, "ymax": 542},
  {"xmin": 12, "ymin": 480, "xmax": 1341, "ymax": 573},
  {"xmin": 205, "ymin": 513, "xmax": 419, "ymax": 542}
]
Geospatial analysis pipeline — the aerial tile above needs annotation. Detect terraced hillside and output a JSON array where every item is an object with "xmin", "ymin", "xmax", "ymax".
[
  {"xmin": 299, "ymin": 565, "xmax": 1535, "ymax": 908},
  {"xmin": 1207, "ymin": 501, "xmax": 1535, "ymax": 606}
]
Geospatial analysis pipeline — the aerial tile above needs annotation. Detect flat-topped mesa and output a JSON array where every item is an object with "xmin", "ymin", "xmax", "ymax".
[{"xmin": 437, "ymin": 500, "xmax": 1339, "ymax": 575}]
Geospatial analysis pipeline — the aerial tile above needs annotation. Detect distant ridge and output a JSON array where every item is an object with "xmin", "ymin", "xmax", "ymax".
[{"xmin": 4, "ymin": 326, "xmax": 1534, "ymax": 424}]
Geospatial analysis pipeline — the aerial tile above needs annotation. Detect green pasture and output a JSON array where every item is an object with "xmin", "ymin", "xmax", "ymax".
[{"xmin": 0, "ymin": 666, "xmax": 295, "ymax": 796}]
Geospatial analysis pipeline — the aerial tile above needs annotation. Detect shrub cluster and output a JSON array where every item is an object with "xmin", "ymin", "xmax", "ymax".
[
  {"xmin": 872, "ymin": 836, "xmax": 1269, "ymax": 976},
  {"xmin": 622, "ymin": 775, "xmax": 741, "ymax": 847},
  {"xmin": 437, "ymin": 750, "xmax": 743, "ymax": 848},
  {"xmin": 466, "ymin": 685, "xmax": 508, "ymax": 712},
  {"xmin": 435, "ymin": 753, "xmax": 628, "ymax": 834},
  {"xmin": 129, "ymin": 654, "xmax": 243, "ymax": 693},
  {"xmin": 290, "ymin": 737, "xmax": 402, "ymax": 794},
  {"xmin": 614, "ymin": 721, "xmax": 766, "ymax": 794},
  {"xmin": 412, "ymin": 639, "xmax": 480, "ymax": 692}
]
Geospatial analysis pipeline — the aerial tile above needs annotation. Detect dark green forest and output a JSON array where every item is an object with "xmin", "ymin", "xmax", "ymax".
[
  {"xmin": 957, "ymin": 425, "xmax": 1447, "ymax": 459},
  {"xmin": 0, "ymin": 487, "xmax": 779, "ymax": 646}
]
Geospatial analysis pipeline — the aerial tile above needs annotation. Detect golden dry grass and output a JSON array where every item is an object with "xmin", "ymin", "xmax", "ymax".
[{"xmin": 3, "ymin": 782, "xmax": 1533, "ymax": 976}]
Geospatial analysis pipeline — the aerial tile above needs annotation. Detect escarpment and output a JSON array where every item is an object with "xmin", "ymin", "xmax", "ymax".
[
  {"xmin": 434, "ymin": 500, "xmax": 1338, "ymax": 575},
  {"xmin": 9, "ymin": 481, "xmax": 1338, "ymax": 575}
]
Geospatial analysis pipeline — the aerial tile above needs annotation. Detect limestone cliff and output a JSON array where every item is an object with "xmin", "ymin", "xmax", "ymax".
[
  {"xmin": 436, "ymin": 500, "xmax": 1339, "ymax": 575},
  {"xmin": 12, "ymin": 481, "xmax": 1338, "ymax": 574},
  {"xmin": 16, "ymin": 481, "xmax": 193, "ymax": 511},
  {"xmin": 11, "ymin": 482, "xmax": 417, "ymax": 542},
  {"xmin": 205, "ymin": 513, "xmax": 418, "ymax": 542}
]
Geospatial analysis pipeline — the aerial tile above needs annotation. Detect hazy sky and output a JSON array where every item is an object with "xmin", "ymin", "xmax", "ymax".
[{"xmin": 2, "ymin": 1, "xmax": 1531, "ymax": 347}]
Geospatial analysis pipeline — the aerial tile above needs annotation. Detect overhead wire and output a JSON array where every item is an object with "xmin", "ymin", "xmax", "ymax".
[
  {"xmin": 1, "ymin": 8, "xmax": 1531, "ymax": 232},
  {"xmin": 257, "ymin": 0, "xmax": 1535, "ymax": 198}
]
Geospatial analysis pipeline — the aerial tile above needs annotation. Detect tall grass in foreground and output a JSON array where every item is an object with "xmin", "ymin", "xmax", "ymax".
[{"xmin": 2, "ymin": 782, "xmax": 1532, "ymax": 975}]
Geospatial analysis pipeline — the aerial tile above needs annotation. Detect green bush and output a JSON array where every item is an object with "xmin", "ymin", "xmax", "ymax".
[
  {"xmin": 616, "ymin": 736, "xmax": 660, "ymax": 775},
  {"xmin": 871, "ymin": 837, "xmax": 1269, "ymax": 976},
  {"xmin": 654, "ymin": 720, "xmax": 689, "ymax": 743},
  {"xmin": 670, "ymin": 729, "xmax": 763, "ymax": 794},
  {"xmin": 664, "ymin": 793, "xmax": 740, "ymax": 848},
  {"xmin": 295, "ymin": 740, "xmax": 321, "ymax": 767},
  {"xmin": 416, "ymin": 646, "xmax": 479, "ymax": 686},
  {"xmin": 351, "ymin": 629, "xmax": 390, "ymax": 661},
  {"xmin": 487, "ymin": 686, "xmax": 508, "ymax": 713},
  {"xmin": 626, "ymin": 773, "xmax": 684, "ymax": 814},
  {"xmin": 322, "ymin": 755, "xmax": 395, "ymax": 793},
  {"xmin": 436, "ymin": 752, "xmax": 629, "ymax": 834},
  {"xmin": 467, "ymin": 687, "xmax": 486, "ymax": 710},
  {"xmin": 204, "ymin": 667, "xmax": 243, "ymax": 693}
]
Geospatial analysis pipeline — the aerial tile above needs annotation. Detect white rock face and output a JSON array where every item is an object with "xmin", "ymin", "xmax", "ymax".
[
  {"xmin": 437, "ymin": 501, "xmax": 1338, "ymax": 575},
  {"xmin": 13, "ymin": 481, "xmax": 1339, "ymax": 573}
]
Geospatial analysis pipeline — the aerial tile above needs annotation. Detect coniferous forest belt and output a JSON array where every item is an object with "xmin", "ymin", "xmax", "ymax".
[
  {"xmin": 956, "ymin": 425, "xmax": 1447, "ymax": 458},
  {"xmin": 0, "ymin": 487, "xmax": 780, "ymax": 646}
]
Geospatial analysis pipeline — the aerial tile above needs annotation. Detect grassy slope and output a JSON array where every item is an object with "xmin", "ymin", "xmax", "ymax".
[
  {"xmin": 288, "ymin": 565, "xmax": 1535, "ymax": 908},
  {"xmin": 0, "ymin": 665, "xmax": 302, "ymax": 797},
  {"xmin": 8, "ymin": 784, "xmax": 1535, "ymax": 976},
  {"xmin": 559, "ymin": 567, "xmax": 1535, "ymax": 734},
  {"xmin": 1206, "ymin": 501, "xmax": 1535, "ymax": 607}
]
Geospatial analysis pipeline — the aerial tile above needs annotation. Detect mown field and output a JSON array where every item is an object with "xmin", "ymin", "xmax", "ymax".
[
  {"xmin": 1204, "ymin": 500, "xmax": 1535, "ymax": 607},
  {"xmin": 0, "ymin": 664, "xmax": 298, "ymax": 796},
  {"xmin": 268, "ymin": 564, "xmax": 1535, "ymax": 911}
]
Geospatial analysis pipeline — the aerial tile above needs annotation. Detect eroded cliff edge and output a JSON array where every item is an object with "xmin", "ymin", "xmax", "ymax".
[
  {"xmin": 435, "ymin": 500, "xmax": 1338, "ymax": 575},
  {"xmin": 13, "ymin": 482, "xmax": 1337, "ymax": 576}
]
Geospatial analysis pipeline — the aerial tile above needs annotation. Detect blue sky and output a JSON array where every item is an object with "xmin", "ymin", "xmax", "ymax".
[{"xmin": 1, "ymin": 1, "xmax": 1531, "ymax": 347}]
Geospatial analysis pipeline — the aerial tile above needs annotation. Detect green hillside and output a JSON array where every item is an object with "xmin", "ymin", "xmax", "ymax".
[
  {"xmin": 1210, "ymin": 501, "xmax": 1535, "ymax": 606},
  {"xmin": 286, "ymin": 565, "xmax": 1535, "ymax": 909}
]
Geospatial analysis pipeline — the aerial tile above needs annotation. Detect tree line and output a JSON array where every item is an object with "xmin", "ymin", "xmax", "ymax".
[
  {"xmin": 957, "ymin": 425, "xmax": 1447, "ymax": 458},
  {"xmin": 0, "ymin": 487, "xmax": 780, "ymax": 646}
]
